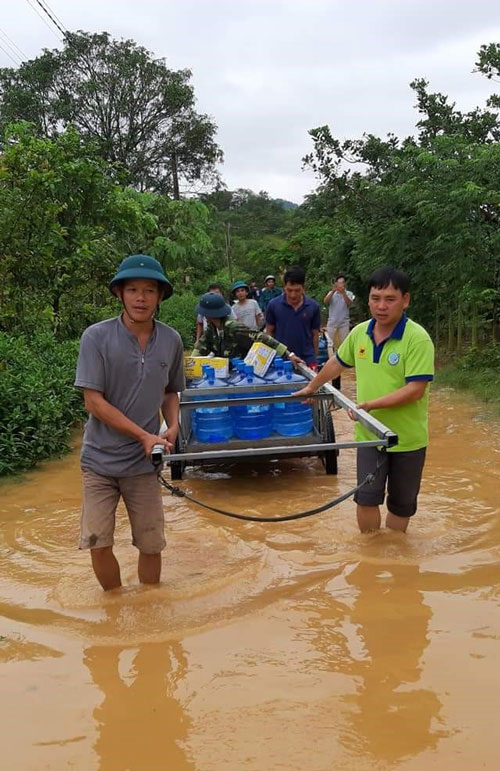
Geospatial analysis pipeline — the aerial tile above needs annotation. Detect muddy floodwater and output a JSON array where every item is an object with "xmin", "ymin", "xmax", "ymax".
[{"xmin": 1, "ymin": 381, "xmax": 500, "ymax": 770}]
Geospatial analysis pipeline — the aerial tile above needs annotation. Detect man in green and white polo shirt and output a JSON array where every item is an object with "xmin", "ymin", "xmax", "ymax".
[{"xmin": 296, "ymin": 266, "xmax": 434, "ymax": 533}]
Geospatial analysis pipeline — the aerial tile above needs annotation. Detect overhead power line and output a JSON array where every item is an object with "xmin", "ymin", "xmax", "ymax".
[
  {"xmin": 25, "ymin": 0, "xmax": 63, "ymax": 42},
  {"xmin": 0, "ymin": 40, "xmax": 22, "ymax": 67},
  {"xmin": 32, "ymin": 0, "xmax": 67, "ymax": 37},
  {"xmin": 0, "ymin": 27, "xmax": 28, "ymax": 61},
  {"xmin": 37, "ymin": 0, "xmax": 66, "ymax": 34}
]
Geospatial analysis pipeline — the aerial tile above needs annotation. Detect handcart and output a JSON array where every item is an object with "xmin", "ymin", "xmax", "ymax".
[{"xmin": 162, "ymin": 364, "xmax": 397, "ymax": 480}]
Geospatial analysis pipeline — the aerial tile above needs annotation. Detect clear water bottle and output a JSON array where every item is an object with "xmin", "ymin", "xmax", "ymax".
[
  {"xmin": 273, "ymin": 362, "xmax": 313, "ymax": 437},
  {"xmin": 231, "ymin": 364, "xmax": 273, "ymax": 439},
  {"xmin": 193, "ymin": 366, "xmax": 233, "ymax": 443}
]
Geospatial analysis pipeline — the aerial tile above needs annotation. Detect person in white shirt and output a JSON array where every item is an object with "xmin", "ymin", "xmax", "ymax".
[
  {"xmin": 324, "ymin": 274, "xmax": 355, "ymax": 350},
  {"xmin": 231, "ymin": 280, "xmax": 263, "ymax": 330}
]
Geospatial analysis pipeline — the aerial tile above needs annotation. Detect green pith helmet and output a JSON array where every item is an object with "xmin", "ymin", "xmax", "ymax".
[
  {"xmin": 196, "ymin": 292, "xmax": 232, "ymax": 318},
  {"xmin": 109, "ymin": 254, "xmax": 173, "ymax": 301},
  {"xmin": 231, "ymin": 280, "xmax": 249, "ymax": 294}
]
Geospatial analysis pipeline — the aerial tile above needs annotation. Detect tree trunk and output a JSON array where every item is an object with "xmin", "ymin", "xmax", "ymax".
[
  {"xmin": 225, "ymin": 223, "xmax": 233, "ymax": 283},
  {"xmin": 456, "ymin": 303, "xmax": 462, "ymax": 354},
  {"xmin": 171, "ymin": 153, "xmax": 180, "ymax": 200},
  {"xmin": 434, "ymin": 299, "xmax": 440, "ymax": 347},
  {"xmin": 447, "ymin": 308, "xmax": 454, "ymax": 352},
  {"xmin": 471, "ymin": 303, "xmax": 478, "ymax": 347}
]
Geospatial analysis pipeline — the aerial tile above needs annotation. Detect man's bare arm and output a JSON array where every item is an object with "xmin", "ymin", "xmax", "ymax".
[
  {"xmin": 161, "ymin": 391, "xmax": 180, "ymax": 448},
  {"xmin": 312, "ymin": 328, "xmax": 320, "ymax": 359},
  {"xmin": 83, "ymin": 389, "xmax": 171, "ymax": 457},
  {"xmin": 359, "ymin": 381, "xmax": 428, "ymax": 411},
  {"xmin": 294, "ymin": 355, "xmax": 346, "ymax": 395}
]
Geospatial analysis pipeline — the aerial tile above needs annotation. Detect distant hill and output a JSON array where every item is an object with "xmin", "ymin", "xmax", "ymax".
[{"xmin": 274, "ymin": 198, "xmax": 299, "ymax": 210}]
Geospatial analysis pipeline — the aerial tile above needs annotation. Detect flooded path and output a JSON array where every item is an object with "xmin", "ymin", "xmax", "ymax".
[{"xmin": 1, "ymin": 381, "xmax": 500, "ymax": 770}]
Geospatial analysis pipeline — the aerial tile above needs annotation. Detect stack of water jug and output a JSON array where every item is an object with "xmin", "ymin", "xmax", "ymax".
[{"xmin": 186, "ymin": 358, "xmax": 313, "ymax": 443}]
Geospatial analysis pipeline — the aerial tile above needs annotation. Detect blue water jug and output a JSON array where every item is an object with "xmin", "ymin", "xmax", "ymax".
[
  {"xmin": 193, "ymin": 367, "xmax": 233, "ymax": 443},
  {"xmin": 273, "ymin": 362, "xmax": 313, "ymax": 437},
  {"xmin": 186, "ymin": 364, "xmax": 213, "ymax": 432},
  {"xmin": 227, "ymin": 358, "xmax": 243, "ymax": 384},
  {"xmin": 231, "ymin": 365, "xmax": 273, "ymax": 440},
  {"xmin": 264, "ymin": 356, "xmax": 285, "ymax": 382},
  {"xmin": 318, "ymin": 334, "xmax": 329, "ymax": 368},
  {"xmin": 228, "ymin": 358, "xmax": 246, "ymax": 385}
]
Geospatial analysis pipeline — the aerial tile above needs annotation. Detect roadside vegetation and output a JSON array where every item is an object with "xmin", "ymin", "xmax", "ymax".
[{"xmin": 0, "ymin": 34, "xmax": 499, "ymax": 474}]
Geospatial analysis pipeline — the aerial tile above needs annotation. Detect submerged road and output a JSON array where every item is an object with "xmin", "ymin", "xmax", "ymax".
[{"xmin": 1, "ymin": 381, "xmax": 499, "ymax": 770}]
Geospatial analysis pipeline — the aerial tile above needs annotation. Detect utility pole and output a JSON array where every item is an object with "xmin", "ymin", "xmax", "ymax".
[{"xmin": 225, "ymin": 222, "xmax": 233, "ymax": 282}]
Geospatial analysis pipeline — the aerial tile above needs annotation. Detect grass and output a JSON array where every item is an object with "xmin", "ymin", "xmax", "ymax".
[{"xmin": 435, "ymin": 353, "xmax": 500, "ymax": 414}]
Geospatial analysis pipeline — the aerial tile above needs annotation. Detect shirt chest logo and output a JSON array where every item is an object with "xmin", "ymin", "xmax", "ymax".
[
  {"xmin": 388, "ymin": 352, "xmax": 400, "ymax": 366},
  {"xmin": 357, "ymin": 346, "xmax": 367, "ymax": 359}
]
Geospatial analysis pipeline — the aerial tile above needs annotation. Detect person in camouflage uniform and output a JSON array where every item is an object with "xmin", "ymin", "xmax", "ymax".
[{"xmin": 193, "ymin": 292, "xmax": 301, "ymax": 363}]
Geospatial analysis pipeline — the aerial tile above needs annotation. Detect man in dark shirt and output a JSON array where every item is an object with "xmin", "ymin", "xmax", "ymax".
[{"xmin": 265, "ymin": 266, "xmax": 321, "ymax": 366}]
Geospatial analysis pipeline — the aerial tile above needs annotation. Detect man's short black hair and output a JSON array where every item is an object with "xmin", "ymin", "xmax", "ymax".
[
  {"xmin": 335, "ymin": 273, "xmax": 346, "ymax": 282},
  {"xmin": 368, "ymin": 266, "xmax": 410, "ymax": 295},
  {"xmin": 284, "ymin": 265, "xmax": 306, "ymax": 285},
  {"xmin": 207, "ymin": 282, "xmax": 222, "ymax": 292}
]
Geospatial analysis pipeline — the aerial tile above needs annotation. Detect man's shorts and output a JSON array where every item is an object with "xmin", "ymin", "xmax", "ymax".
[
  {"xmin": 80, "ymin": 468, "xmax": 166, "ymax": 553},
  {"xmin": 354, "ymin": 447, "xmax": 427, "ymax": 518}
]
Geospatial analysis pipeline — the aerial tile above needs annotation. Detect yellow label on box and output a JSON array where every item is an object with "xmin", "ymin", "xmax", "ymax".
[
  {"xmin": 244, "ymin": 342, "xmax": 276, "ymax": 376},
  {"xmin": 184, "ymin": 356, "xmax": 229, "ymax": 379}
]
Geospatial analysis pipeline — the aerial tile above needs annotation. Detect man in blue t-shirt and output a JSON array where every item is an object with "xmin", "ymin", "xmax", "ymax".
[{"xmin": 265, "ymin": 265, "xmax": 321, "ymax": 366}]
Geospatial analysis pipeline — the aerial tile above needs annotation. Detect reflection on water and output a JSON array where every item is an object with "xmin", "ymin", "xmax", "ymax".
[
  {"xmin": 343, "ymin": 561, "xmax": 444, "ymax": 763},
  {"xmin": 85, "ymin": 638, "xmax": 194, "ymax": 770},
  {"xmin": 1, "ymin": 383, "xmax": 500, "ymax": 770}
]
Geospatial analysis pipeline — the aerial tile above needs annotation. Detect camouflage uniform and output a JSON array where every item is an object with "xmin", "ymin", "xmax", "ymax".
[{"xmin": 193, "ymin": 318, "xmax": 288, "ymax": 359}]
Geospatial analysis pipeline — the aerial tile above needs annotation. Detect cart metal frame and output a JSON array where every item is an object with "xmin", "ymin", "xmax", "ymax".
[{"xmin": 161, "ymin": 364, "xmax": 397, "ymax": 479}]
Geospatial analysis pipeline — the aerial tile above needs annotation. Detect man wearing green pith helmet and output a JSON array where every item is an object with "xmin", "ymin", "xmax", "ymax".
[
  {"xmin": 75, "ymin": 254, "xmax": 185, "ymax": 591},
  {"xmin": 193, "ymin": 291, "xmax": 302, "ymax": 363}
]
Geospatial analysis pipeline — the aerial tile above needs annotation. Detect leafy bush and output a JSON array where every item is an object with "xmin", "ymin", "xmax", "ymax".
[
  {"xmin": 455, "ymin": 345, "xmax": 500, "ymax": 371},
  {"xmin": 158, "ymin": 291, "xmax": 198, "ymax": 349},
  {"xmin": 0, "ymin": 332, "xmax": 85, "ymax": 475}
]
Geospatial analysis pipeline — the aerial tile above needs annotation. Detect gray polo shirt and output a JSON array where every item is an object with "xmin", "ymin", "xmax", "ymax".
[{"xmin": 75, "ymin": 316, "xmax": 185, "ymax": 477}]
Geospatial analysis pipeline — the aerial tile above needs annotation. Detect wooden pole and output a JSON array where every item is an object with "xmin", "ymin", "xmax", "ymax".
[{"xmin": 225, "ymin": 222, "xmax": 233, "ymax": 282}]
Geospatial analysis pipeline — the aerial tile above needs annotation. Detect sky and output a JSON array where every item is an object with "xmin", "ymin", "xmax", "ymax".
[{"xmin": 2, "ymin": 0, "xmax": 500, "ymax": 202}]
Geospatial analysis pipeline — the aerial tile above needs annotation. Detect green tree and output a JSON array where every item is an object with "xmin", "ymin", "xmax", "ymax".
[
  {"xmin": 301, "ymin": 45, "xmax": 500, "ymax": 347},
  {"xmin": 0, "ymin": 123, "xmax": 216, "ymax": 339},
  {"xmin": 0, "ymin": 31, "xmax": 223, "ymax": 197}
]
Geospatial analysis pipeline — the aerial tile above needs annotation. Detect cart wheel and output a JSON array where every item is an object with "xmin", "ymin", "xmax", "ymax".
[
  {"xmin": 321, "ymin": 410, "xmax": 338, "ymax": 475},
  {"xmin": 170, "ymin": 438, "xmax": 184, "ymax": 481}
]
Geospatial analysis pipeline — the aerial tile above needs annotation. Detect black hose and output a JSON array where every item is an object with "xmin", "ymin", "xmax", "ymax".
[{"xmin": 157, "ymin": 451, "xmax": 385, "ymax": 523}]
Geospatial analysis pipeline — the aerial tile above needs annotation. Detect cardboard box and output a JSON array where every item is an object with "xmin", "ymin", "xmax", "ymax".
[
  {"xmin": 184, "ymin": 355, "xmax": 229, "ymax": 380},
  {"xmin": 244, "ymin": 342, "xmax": 276, "ymax": 376}
]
